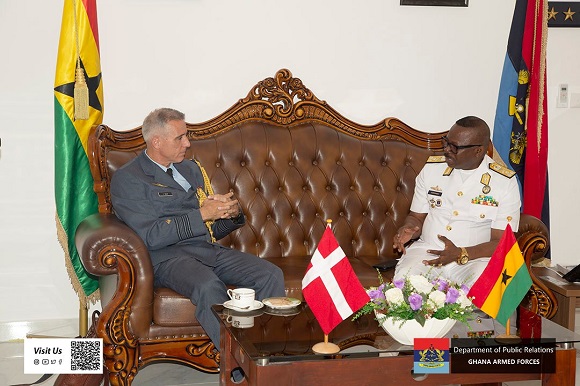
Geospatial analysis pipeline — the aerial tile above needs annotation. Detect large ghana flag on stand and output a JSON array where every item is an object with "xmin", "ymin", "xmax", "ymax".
[
  {"xmin": 54, "ymin": 0, "xmax": 103, "ymax": 305},
  {"xmin": 492, "ymin": 0, "xmax": 549, "ymax": 229}
]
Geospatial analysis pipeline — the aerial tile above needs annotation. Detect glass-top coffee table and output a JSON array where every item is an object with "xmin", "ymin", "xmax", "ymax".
[{"xmin": 213, "ymin": 302, "xmax": 580, "ymax": 386}]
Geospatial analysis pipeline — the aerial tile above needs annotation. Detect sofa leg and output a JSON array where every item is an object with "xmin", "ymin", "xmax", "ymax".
[
  {"xmin": 103, "ymin": 344, "xmax": 139, "ymax": 386},
  {"xmin": 186, "ymin": 340, "xmax": 221, "ymax": 371},
  {"xmin": 103, "ymin": 367, "xmax": 110, "ymax": 386}
]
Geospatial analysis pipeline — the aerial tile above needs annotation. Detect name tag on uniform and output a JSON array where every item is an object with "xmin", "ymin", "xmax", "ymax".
[
  {"xmin": 428, "ymin": 190, "xmax": 442, "ymax": 196},
  {"xmin": 158, "ymin": 192, "xmax": 173, "ymax": 197}
]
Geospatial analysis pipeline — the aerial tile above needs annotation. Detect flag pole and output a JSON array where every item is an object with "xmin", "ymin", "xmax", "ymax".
[
  {"xmin": 79, "ymin": 301, "xmax": 88, "ymax": 336},
  {"xmin": 495, "ymin": 316, "xmax": 521, "ymax": 343}
]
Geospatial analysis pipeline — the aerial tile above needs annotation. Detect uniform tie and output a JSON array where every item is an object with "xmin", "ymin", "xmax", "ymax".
[{"xmin": 166, "ymin": 167, "xmax": 173, "ymax": 178}]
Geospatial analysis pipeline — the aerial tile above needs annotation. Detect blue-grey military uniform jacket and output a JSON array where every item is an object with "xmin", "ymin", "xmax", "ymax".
[{"xmin": 110, "ymin": 152, "xmax": 245, "ymax": 267}]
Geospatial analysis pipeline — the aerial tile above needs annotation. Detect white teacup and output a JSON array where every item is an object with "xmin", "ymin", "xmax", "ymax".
[
  {"xmin": 226, "ymin": 314, "xmax": 254, "ymax": 329},
  {"xmin": 227, "ymin": 288, "xmax": 255, "ymax": 308}
]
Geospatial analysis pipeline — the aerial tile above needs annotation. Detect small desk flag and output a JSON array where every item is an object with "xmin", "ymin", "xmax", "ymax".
[
  {"xmin": 467, "ymin": 224, "xmax": 532, "ymax": 326},
  {"xmin": 302, "ymin": 224, "xmax": 370, "ymax": 335}
]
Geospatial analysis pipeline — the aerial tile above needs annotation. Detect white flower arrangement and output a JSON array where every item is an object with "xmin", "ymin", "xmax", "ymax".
[{"xmin": 353, "ymin": 272, "xmax": 475, "ymax": 327}]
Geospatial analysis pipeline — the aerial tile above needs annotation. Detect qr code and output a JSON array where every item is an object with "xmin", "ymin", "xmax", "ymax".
[{"xmin": 71, "ymin": 340, "xmax": 102, "ymax": 371}]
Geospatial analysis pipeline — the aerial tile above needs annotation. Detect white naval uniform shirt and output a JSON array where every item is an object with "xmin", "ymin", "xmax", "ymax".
[
  {"xmin": 394, "ymin": 155, "xmax": 521, "ymax": 286},
  {"xmin": 411, "ymin": 154, "xmax": 521, "ymax": 250}
]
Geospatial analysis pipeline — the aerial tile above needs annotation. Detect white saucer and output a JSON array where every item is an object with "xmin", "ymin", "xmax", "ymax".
[
  {"xmin": 262, "ymin": 297, "xmax": 301, "ymax": 310},
  {"xmin": 223, "ymin": 300, "xmax": 264, "ymax": 312}
]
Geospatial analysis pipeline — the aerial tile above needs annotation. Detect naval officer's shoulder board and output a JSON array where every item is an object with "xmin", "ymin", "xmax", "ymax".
[
  {"xmin": 426, "ymin": 155, "xmax": 446, "ymax": 163},
  {"xmin": 426, "ymin": 155, "xmax": 452, "ymax": 176},
  {"xmin": 489, "ymin": 162, "xmax": 516, "ymax": 178}
]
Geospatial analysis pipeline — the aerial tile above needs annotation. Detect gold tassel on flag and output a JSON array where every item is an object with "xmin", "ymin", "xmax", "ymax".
[
  {"xmin": 74, "ymin": 63, "xmax": 89, "ymax": 120},
  {"xmin": 72, "ymin": 0, "xmax": 89, "ymax": 120}
]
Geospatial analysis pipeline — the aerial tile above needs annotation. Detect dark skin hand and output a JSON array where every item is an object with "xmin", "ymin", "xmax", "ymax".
[
  {"xmin": 393, "ymin": 213, "xmax": 504, "ymax": 266},
  {"xmin": 393, "ymin": 212, "xmax": 426, "ymax": 254},
  {"xmin": 423, "ymin": 229, "xmax": 504, "ymax": 267}
]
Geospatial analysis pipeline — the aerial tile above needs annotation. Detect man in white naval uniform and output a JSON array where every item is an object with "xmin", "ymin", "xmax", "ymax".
[{"xmin": 393, "ymin": 116, "xmax": 521, "ymax": 287}]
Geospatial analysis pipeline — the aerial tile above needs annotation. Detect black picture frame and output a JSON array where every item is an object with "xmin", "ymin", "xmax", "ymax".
[
  {"xmin": 547, "ymin": 2, "xmax": 580, "ymax": 28},
  {"xmin": 401, "ymin": 0, "xmax": 468, "ymax": 6}
]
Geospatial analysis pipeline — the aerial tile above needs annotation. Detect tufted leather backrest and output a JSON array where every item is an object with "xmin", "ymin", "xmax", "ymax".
[
  {"xmin": 189, "ymin": 121, "xmax": 433, "ymax": 260},
  {"xmin": 89, "ymin": 69, "xmax": 445, "ymax": 262}
]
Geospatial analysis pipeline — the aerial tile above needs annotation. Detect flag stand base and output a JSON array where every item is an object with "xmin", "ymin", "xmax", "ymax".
[
  {"xmin": 494, "ymin": 317, "xmax": 521, "ymax": 344},
  {"xmin": 312, "ymin": 334, "xmax": 340, "ymax": 354},
  {"xmin": 312, "ymin": 341, "xmax": 340, "ymax": 354},
  {"xmin": 495, "ymin": 334, "xmax": 521, "ymax": 344}
]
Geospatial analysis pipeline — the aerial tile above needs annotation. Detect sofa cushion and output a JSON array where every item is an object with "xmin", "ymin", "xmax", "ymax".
[{"xmin": 153, "ymin": 287, "xmax": 198, "ymax": 326}]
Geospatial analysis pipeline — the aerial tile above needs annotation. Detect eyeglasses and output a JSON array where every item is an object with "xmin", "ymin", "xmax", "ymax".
[{"xmin": 441, "ymin": 136, "xmax": 482, "ymax": 154}]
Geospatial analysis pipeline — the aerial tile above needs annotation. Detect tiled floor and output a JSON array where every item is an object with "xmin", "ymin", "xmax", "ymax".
[{"xmin": 1, "ymin": 317, "xmax": 579, "ymax": 386}]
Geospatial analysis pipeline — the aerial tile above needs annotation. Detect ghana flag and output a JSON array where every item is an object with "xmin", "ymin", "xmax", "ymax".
[
  {"xmin": 54, "ymin": 0, "xmax": 103, "ymax": 306},
  {"xmin": 467, "ymin": 224, "xmax": 532, "ymax": 327},
  {"xmin": 492, "ymin": 0, "xmax": 549, "ymax": 228}
]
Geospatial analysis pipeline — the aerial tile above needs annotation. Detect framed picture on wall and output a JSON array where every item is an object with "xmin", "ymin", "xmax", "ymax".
[
  {"xmin": 547, "ymin": 2, "xmax": 580, "ymax": 28},
  {"xmin": 401, "ymin": 0, "xmax": 468, "ymax": 6}
]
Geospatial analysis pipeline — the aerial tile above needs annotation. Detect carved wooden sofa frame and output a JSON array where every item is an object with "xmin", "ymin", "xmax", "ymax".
[{"xmin": 76, "ymin": 69, "xmax": 556, "ymax": 386}]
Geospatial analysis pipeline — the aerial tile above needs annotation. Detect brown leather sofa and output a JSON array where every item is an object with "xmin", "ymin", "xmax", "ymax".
[{"xmin": 75, "ymin": 69, "xmax": 556, "ymax": 386}]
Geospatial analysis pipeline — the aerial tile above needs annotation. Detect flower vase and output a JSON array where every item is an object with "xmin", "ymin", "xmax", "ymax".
[{"xmin": 377, "ymin": 313, "xmax": 456, "ymax": 346}]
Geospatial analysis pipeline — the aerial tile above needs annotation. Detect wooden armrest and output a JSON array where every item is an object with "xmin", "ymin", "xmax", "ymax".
[
  {"xmin": 75, "ymin": 213, "xmax": 154, "ymax": 337},
  {"xmin": 516, "ymin": 213, "xmax": 550, "ymax": 265},
  {"xmin": 515, "ymin": 213, "xmax": 557, "ymax": 319}
]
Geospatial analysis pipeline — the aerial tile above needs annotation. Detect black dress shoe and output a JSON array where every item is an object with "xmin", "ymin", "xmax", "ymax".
[{"xmin": 231, "ymin": 367, "xmax": 245, "ymax": 384}]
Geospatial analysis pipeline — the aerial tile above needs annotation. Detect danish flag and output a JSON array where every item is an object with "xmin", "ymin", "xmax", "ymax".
[{"xmin": 302, "ymin": 224, "xmax": 370, "ymax": 335}]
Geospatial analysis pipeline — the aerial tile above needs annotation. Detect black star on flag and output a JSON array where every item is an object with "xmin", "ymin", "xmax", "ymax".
[
  {"xmin": 501, "ymin": 269, "xmax": 513, "ymax": 285},
  {"xmin": 54, "ymin": 59, "xmax": 102, "ymax": 114}
]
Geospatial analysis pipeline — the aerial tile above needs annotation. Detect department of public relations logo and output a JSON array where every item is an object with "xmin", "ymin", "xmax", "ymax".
[{"xmin": 414, "ymin": 338, "xmax": 450, "ymax": 374}]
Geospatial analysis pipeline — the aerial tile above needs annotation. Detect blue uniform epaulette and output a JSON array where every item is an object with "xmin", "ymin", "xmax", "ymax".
[
  {"xmin": 489, "ymin": 162, "xmax": 516, "ymax": 178},
  {"xmin": 427, "ymin": 155, "xmax": 446, "ymax": 163}
]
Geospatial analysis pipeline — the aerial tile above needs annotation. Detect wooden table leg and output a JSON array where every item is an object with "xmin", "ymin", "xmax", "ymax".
[
  {"xmin": 542, "ymin": 348, "xmax": 576, "ymax": 386},
  {"xmin": 220, "ymin": 324, "xmax": 235, "ymax": 386}
]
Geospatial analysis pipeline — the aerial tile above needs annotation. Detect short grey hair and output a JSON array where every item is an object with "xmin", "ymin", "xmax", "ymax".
[{"xmin": 142, "ymin": 108, "xmax": 185, "ymax": 143}]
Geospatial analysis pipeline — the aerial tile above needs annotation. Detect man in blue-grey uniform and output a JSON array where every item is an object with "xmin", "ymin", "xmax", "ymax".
[
  {"xmin": 393, "ymin": 116, "xmax": 521, "ymax": 286},
  {"xmin": 110, "ymin": 108, "xmax": 285, "ymax": 350}
]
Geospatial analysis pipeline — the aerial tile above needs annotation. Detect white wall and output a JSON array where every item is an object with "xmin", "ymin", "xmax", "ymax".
[
  {"xmin": 0, "ymin": 0, "xmax": 578, "ymax": 324},
  {"xmin": 546, "ymin": 27, "xmax": 580, "ymax": 265}
]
